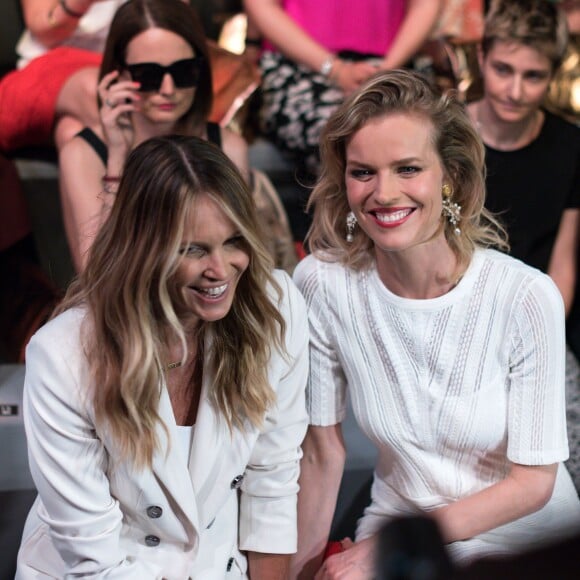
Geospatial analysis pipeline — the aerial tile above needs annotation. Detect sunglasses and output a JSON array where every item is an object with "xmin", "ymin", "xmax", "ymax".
[{"xmin": 125, "ymin": 57, "xmax": 203, "ymax": 92}]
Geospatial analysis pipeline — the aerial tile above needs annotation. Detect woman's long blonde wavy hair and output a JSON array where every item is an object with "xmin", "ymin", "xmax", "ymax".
[
  {"xmin": 307, "ymin": 68, "xmax": 508, "ymax": 276},
  {"xmin": 56, "ymin": 136, "xmax": 285, "ymax": 469}
]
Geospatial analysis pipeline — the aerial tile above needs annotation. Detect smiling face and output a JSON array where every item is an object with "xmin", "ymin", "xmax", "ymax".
[
  {"xmin": 345, "ymin": 112, "xmax": 448, "ymax": 260},
  {"xmin": 480, "ymin": 40, "xmax": 553, "ymax": 124},
  {"xmin": 175, "ymin": 193, "xmax": 250, "ymax": 325},
  {"xmin": 124, "ymin": 27, "xmax": 196, "ymax": 125}
]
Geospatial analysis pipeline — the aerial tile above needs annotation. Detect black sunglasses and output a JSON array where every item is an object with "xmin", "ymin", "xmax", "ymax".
[{"xmin": 125, "ymin": 57, "xmax": 203, "ymax": 92}]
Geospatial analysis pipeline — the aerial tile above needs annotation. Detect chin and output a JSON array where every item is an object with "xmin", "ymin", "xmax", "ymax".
[{"xmin": 193, "ymin": 304, "xmax": 234, "ymax": 323}]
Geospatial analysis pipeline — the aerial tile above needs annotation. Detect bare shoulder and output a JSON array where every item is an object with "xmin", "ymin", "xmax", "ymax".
[
  {"xmin": 220, "ymin": 126, "xmax": 248, "ymax": 155},
  {"xmin": 59, "ymin": 126, "xmax": 104, "ymax": 161}
]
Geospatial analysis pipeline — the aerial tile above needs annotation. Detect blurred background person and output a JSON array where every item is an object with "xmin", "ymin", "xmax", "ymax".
[
  {"xmin": 59, "ymin": 0, "xmax": 249, "ymax": 271},
  {"xmin": 243, "ymin": 0, "xmax": 444, "ymax": 176},
  {"xmin": 467, "ymin": 0, "xmax": 580, "ymax": 493},
  {"xmin": 0, "ymin": 0, "xmax": 126, "ymax": 152}
]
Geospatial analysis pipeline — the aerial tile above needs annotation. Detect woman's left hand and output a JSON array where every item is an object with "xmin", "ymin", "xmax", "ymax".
[
  {"xmin": 332, "ymin": 61, "xmax": 379, "ymax": 95},
  {"xmin": 315, "ymin": 537, "xmax": 376, "ymax": 580}
]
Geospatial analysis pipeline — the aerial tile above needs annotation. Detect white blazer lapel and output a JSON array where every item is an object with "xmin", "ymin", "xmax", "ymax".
[
  {"xmin": 188, "ymin": 335, "xmax": 257, "ymax": 528},
  {"xmin": 188, "ymin": 357, "xmax": 228, "ymax": 510},
  {"xmin": 151, "ymin": 385, "xmax": 201, "ymax": 532}
]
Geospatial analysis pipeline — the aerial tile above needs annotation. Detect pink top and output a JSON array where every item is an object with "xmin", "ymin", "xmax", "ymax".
[{"xmin": 274, "ymin": 0, "xmax": 406, "ymax": 56}]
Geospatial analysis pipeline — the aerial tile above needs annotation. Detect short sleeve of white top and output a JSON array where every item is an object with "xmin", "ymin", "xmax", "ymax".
[{"xmin": 293, "ymin": 249, "xmax": 571, "ymax": 497}]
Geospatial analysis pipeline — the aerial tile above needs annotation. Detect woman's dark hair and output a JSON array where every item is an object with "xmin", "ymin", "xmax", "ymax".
[{"xmin": 100, "ymin": 0, "xmax": 212, "ymax": 133}]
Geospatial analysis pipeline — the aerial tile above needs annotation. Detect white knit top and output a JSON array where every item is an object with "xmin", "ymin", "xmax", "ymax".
[{"xmin": 294, "ymin": 248, "xmax": 580, "ymax": 562}]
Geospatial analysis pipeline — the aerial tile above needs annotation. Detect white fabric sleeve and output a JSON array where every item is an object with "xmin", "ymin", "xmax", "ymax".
[
  {"xmin": 238, "ymin": 272, "xmax": 309, "ymax": 554},
  {"xmin": 507, "ymin": 273, "xmax": 569, "ymax": 465},
  {"xmin": 23, "ymin": 328, "xmax": 165, "ymax": 578},
  {"xmin": 293, "ymin": 257, "xmax": 348, "ymax": 426}
]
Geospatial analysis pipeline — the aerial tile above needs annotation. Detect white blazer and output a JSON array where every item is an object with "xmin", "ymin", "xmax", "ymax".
[{"xmin": 16, "ymin": 271, "xmax": 309, "ymax": 579}]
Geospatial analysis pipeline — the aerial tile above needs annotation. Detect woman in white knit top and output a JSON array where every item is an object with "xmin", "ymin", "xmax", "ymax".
[{"xmin": 291, "ymin": 69, "xmax": 580, "ymax": 579}]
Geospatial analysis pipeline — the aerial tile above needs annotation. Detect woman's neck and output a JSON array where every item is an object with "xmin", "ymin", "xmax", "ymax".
[
  {"xmin": 471, "ymin": 100, "xmax": 543, "ymax": 151},
  {"xmin": 165, "ymin": 333, "xmax": 202, "ymax": 426},
  {"xmin": 132, "ymin": 115, "xmax": 181, "ymax": 145},
  {"xmin": 375, "ymin": 238, "xmax": 463, "ymax": 300}
]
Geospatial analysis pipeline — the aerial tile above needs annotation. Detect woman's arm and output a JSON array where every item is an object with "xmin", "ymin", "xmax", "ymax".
[
  {"xmin": 431, "ymin": 462, "xmax": 558, "ymax": 543},
  {"xmin": 21, "ymin": 0, "xmax": 97, "ymax": 49},
  {"xmin": 248, "ymin": 552, "xmax": 291, "ymax": 579},
  {"xmin": 548, "ymin": 208, "xmax": 579, "ymax": 316},
  {"xmin": 238, "ymin": 273, "xmax": 310, "ymax": 562},
  {"xmin": 59, "ymin": 71, "xmax": 140, "ymax": 271},
  {"xmin": 432, "ymin": 271, "xmax": 567, "ymax": 543},
  {"xmin": 243, "ymin": 0, "xmax": 377, "ymax": 93},
  {"xmin": 243, "ymin": 0, "xmax": 333, "ymax": 75},
  {"xmin": 381, "ymin": 0, "xmax": 444, "ymax": 69},
  {"xmin": 23, "ymin": 321, "xmax": 164, "ymax": 576},
  {"xmin": 291, "ymin": 424, "xmax": 346, "ymax": 580},
  {"xmin": 59, "ymin": 134, "xmax": 108, "ymax": 271},
  {"xmin": 221, "ymin": 127, "xmax": 250, "ymax": 184},
  {"xmin": 316, "ymin": 463, "xmax": 557, "ymax": 579}
]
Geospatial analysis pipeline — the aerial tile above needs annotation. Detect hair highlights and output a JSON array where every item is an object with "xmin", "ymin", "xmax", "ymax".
[
  {"xmin": 306, "ymin": 69, "xmax": 507, "ymax": 275},
  {"xmin": 58, "ymin": 136, "xmax": 284, "ymax": 468}
]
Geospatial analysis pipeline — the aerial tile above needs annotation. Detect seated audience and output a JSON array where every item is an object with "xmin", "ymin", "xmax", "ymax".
[
  {"xmin": 16, "ymin": 135, "xmax": 309, "ymax": 578},
  {"xmin": 243, "ymin": 0, "xmax": 444, "ymax": 176},
  {"xmin": 467, "ymin": 0, "xmax": 580, "ymax": 492},
  {"xmin": 292, "ymin": 69, "xmax": 580, "ymax": 579},
  {"xmin": 0, "ymin": 0, "xmax": 126, "ymax": 152},
  {"xmin": 59, "ymin": 0, "xmax": 249, "ymax": 271}
]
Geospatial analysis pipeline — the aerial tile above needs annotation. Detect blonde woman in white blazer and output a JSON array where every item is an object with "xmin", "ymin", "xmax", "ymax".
[{"xmin": 16, "ymin": 136, "xmax": 309, "ymax": 579}]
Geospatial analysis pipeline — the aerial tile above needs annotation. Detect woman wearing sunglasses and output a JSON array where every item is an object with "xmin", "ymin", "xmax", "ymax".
[{"xmin": 59, "ymin": 0, "xmax": 249, "ymax": 271}]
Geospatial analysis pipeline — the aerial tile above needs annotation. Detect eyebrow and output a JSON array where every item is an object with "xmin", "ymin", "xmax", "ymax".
[
  {"xmin": 490, "ymin": 59, "xmax": 550, "ymax": 74},
  {"xmin": 346, "ymin": 155, "xmax": 422, "ymax": 164},
  {"xmin": 179, "ymin": 231, "xmax": 243, "ymax": 248},
  {"xmin": 394, "ymin": 157, "xmax": 422, "ymax": 165}
]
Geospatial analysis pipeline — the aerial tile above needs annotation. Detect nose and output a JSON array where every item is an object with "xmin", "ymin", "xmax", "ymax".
[
  {"xmin": 204, "ymin": 250, "xmax": 228, "ymax": 280},
  {"xmin": 508, "ymin": 75, "xmax": 523, "ymax": 100},
  {"xmin": 159, "ymin": 72, "xmax": 175, "ymax": 95},
  {"xmin": 373, "ymin": 173, "xmax": 400, "ymax": 205}
]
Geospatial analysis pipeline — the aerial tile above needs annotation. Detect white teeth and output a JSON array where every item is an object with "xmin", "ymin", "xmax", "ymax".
[
  {"xmin": 375, "ymin": 209, "xmax": 412, "ymax": 223},
  {"xmin": 199, "ymin": 284, "xmax": 227, "ymax": 297}
]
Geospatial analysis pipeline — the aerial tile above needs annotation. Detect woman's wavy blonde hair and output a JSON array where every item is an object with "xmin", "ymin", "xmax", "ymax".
[
  {"xmin": 57, "ymin": 136, "xmax": 284, "ymax": 468},
  {"xmin": 307, "ymin": 68, "xmax": 507, "ymax": 275}
]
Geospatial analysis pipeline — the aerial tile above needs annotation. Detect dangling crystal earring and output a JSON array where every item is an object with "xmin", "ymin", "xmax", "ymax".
[
  {"xmin": 346, "ymin": 211, "xmax": 357, "ymax": 243},
  {"xmin": 441, "ymin": 184, "xmax": 461, "ymax": 235}
]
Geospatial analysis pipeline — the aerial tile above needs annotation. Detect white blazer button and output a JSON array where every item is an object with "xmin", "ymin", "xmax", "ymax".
[
  {"xmin": 145, "ymin": 534, "xmax": 160, "ymax": 547},
  {"xmin": 146, "ymin": 505, "xmax": 163, "ymax": 518},
  {"xmin": 230, "ymin": 474, "xmax": 244, "ymax": 489}
]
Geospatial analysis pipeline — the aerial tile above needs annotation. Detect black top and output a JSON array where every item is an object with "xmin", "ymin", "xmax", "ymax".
[
  {"xmin": 483, "ymin": 110, "xmax": 580, "ymax": 273},
  {"xmin": 77, "ymin": 122, "xmax": 223, "ymax": 166}
]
